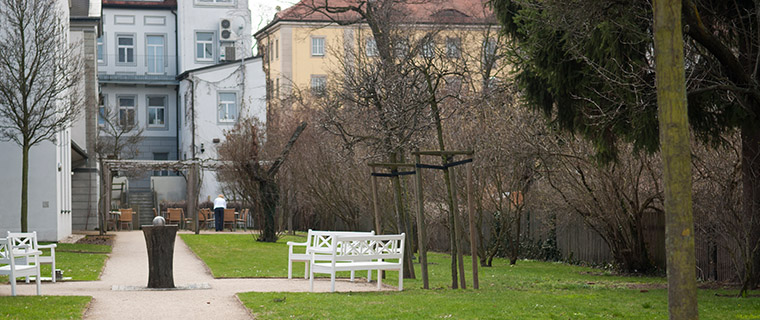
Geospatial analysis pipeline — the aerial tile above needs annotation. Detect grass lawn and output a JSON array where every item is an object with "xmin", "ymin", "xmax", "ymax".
[
  {"xmin": 0, "ymin": 242, "xmax": 108, "ymax": 319},
  {"xmin": 0, "ymin": 296, "xmax": 91, "ymax": 319},
  {"xmin": 182, "ymin": 233, "xmax": 760, "ymax": 319}
]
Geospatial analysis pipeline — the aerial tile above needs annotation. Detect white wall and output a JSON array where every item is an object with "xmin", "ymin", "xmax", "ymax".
[
  {"xmin": 178, "ymin": 0, "xmax": 252, "ymax": 73},
  {"xmin": 100, "ymin": 85, "xmax": 178, "ymax": 139},
  {"xmin": 100, "ymin": 8, "xmax": 177, "ymax": 76},
  {"xmin": 0, "ymin": 140, "xmax": 67, "ymax": 241},
  {"xmin": 179, "ymin": 58, "xmax": 266, "ymax": 200}
]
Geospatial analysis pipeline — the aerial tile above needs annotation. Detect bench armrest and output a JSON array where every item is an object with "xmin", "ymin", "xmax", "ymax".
[
  {"xmin": 286, "ymin": 241, "xmax": 307, "ymax": 247},
  {"xmin": 12, "ymin": 249, "xmax": 42, "ymax": 257},
  {"xmin": 38, "ymin": 243, "xmax": 57, "ymax": 249}
]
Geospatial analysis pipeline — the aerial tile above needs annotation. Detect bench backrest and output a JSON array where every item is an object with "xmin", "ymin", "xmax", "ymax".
[
  {"xmin": 306, "ymin": 230, "xmax": 375, "ymax": 253},
  {"xmin": 327, "ymin": 233, "xmax": 405, "ymax": 262}
]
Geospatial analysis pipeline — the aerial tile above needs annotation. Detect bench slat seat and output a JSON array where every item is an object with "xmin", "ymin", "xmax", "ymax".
[
  {"xmin": 288, "ymin": 229, "xmax": 375, "ymax": 281},
  {"xmin": 309, "ymin": 233, "xmax": 405, "ymax": 293}
]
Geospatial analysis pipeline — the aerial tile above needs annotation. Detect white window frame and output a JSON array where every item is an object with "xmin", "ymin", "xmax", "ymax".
[
  {"xmin": 116, "ymin": 34, "xmax": 135, "ymax": 65},
  {"xmin": 195, "ymin": 0, "xmax": 234, "ymax": 5},
  {"xmin": 446, "ymin": 37, "xmax": 460, "ymax": 59},
  {"xmin": 195, "ymin": 31, "xmax": 215, "ymax": 62},
  {"xmin": 146, "ymin": 95, "xmax": 166, "ymax": 128},
  {"xmin": 98, "ymin": 94, "xmax": 106, "ymax": 127},
  {"xmin": 146, "ymin": 35, "xmax": 166, "ymax": 74},
  {"xmin": 97, "ymin": 35, "xmax": 106, "ymax": 65},
  {"xmin": 366, "ymin": 38, "xmax": 379, "ymax": 57},
  {"xmin": 310, "ymin": 75, "xmax": 327, "ymax": 95},
  {"xmin": 117, "ymin": 95, "xmax": 136, "ymax": 128},
  {"xmin": 482, "ymin": 38, "xmax": 497, "ymax": 64},
  {"xmin": 311, "ymin": 37, "xmax": 325, "ymax": 57},
  {"xmin": 218, "ymin": 92, "xmax": 238, "ymax": 123},
  {"xmin": 421, "ymin": 39, "xmax": 435, "ymax": 58}
]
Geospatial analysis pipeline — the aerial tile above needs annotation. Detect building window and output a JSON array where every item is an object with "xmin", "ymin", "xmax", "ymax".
[
  {"xmin": 275, "ymin": 78, "xmax": 280, "ymax": 98},
  {"xmin": 483, "ymin": 38, "xmax": 497, "ymax": 64},
  {"xmin": 146, "ymin": 35, "xmax": 165, "ymax": 74},
  {"xmin": 218, "ymin": 92, "xmax": 237, "ymax": 122},
  {"xmin": 446, "ymin": 37, "xmax": 460, "ymax": 59},
  {"xmin": 421, "ymin": 39, "xmax": 435, "ymax": 58},
  {"xmin": 196, "ymin": 32, "xmax": 214, "ymax": 61},
  {"xmin": 98, "ymin": 95, "xmax": 106, "ymax": 126},
  {"xmin": 310, "ymin": 75, "xmax": 326, "ymax": 95},
  {"xmin": 394, "ymin": 39, "xmax": 409, "ymax": 58},
  {"xmin": 97, "ymin": 36, "xmax": 105, "ymax": 63},
  {"xmin": 147, "ymin": 96, "xmax": 166, "ymax": 127},
  {"xmin": 153, "ymin": 152, "xmax": 169, "ymax": 176},
  {"xmin": 118, "ymin": 96, "xmax": 136, "ymax": 127},
  {"xmin": 117, "ymin": 35, "xmax": 135, "ymax": 64},
  {"xmin": 311, "ymin": 37, "xmax": 325, "ymax": 56},
  {"xmin": 366, "ymin": 38, "xmax": 379, "ymax": 57},
  {"xmin": 275, "ymin": 39, "xmax": 279, "ymax": 59},
  {"xmin": 196, "ymin": 0, "xmax": 233, "ymax": 3}
]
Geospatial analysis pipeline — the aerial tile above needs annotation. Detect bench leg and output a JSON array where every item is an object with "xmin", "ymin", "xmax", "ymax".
[
  {"xmin": 330, "ymin": 272, "xmax": 336, "ymax": 293},
  {"xmin": 350, "ymin": 270, "xmax": 355, "ymax": 282},
  {"xmin": 287, "ymin": 259, "xmax": 293, "ymax": 280},
  {"xmin": 367, "ymin": 270, "xmax": 372, "ymax": 282},
  {"xmin": 377, "ymin": 270, "xmax": 382, "ymax": 289},
  {"xmin": 309, "ymin": 268, "xmax": 314, "ymax": 292},
  {"xmin": 51, "ymin": 254, "xmax": 56, "ymax": 283},
  {"xmin": 304, "ymin": 261, "xmax": 309, "ymax": 279},
  {"xmin": 10, "ymin": 277, "xmax": 16, "ymax": 296},
  {"xmin": 398, "ymin": 267, "xmax": 403, "ymax": 291},
  {"xmin": 35, "ymin": 267, "xmax": 41, "ymax": 295}
]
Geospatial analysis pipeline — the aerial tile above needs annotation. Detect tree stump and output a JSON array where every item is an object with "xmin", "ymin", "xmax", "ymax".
[{"xmin": 142, "ymin": 225, "xmax": 177, "ymax": 288}]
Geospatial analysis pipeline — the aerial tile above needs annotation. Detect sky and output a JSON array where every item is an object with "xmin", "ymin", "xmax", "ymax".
[{"xmin": 249, "ymin": 0, "xmax": 296, "ymax": 33}]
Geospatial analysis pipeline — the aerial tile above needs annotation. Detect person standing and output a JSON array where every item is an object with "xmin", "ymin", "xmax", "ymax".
[{"xmin": 213, "ymin": 194, "xmax": 226, "ymax": 232}]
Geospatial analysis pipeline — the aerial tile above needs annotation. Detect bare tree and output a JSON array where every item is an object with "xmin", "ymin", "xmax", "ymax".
[
  {"xmin": 95, "ymin": 101, "xmax": 145, "ymax": 234},
  {"xmin": 0, "ymin": 0, "xmax": 83, "ymax": 232},
  {"xmin": 218, "ymin": 117, "xmax": 307, "ymax": 242}
]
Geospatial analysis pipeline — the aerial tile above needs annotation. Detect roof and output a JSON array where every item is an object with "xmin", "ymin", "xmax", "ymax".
[
  {"xmin": 102, "ymin": 0, "xmax": 177, "ymax": 10},
  {"xmin": 177, "ymin": 56, "xmax": 263, "ymax": 80},
  {"xmin": 70, "ymin": 0, "xmax": 101, "ymax": 19},
  {"xmin": 255, "ymin": 0, "xmax": 496, "ymax": 37}
]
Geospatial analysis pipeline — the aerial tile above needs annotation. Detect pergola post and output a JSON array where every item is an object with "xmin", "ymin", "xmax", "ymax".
[
  {"xmin": 187, "ymin": 162, "xmax": 198, "ymax": 233},
  {"xmin": 103, "ymin": 165, "xmax": 112, "ymax": 233}
]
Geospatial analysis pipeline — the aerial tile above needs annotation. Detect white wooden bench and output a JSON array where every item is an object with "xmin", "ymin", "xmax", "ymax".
[
  {"xmin": 309, "ymin": 233, "xmax": 405, "ymax": 292},
  {"xmin": 0, "ymin": 235, "xmax": 42, "ymax": 296},
  {"xmin": 287, "ymin": 229, "xmax": 374, "ymax": 280}
]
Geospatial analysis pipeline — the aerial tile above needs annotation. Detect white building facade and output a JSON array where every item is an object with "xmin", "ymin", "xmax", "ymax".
[
  {"xmin": 99, "ymin": 0, "xmax": 264, "ymax": 221},
  {"xmin": 0, "ymin": 0, "xmax": 101, "ymax": 241}
]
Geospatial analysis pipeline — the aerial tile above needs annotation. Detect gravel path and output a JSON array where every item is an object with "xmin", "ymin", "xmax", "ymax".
[{"xmin": 1, "ymin": 231, "xmax": 389, "ymax": 319}]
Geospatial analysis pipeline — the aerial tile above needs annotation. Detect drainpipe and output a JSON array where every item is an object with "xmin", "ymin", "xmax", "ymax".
[{"xmin": 172, "ymin": 9, "xmax": 180, "ymax": 161}]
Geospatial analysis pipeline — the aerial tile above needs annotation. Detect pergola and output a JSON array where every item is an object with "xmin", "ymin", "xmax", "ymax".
[{"xmin": 100, "ymin": 159, "xmax": 223, "ymax": 234}]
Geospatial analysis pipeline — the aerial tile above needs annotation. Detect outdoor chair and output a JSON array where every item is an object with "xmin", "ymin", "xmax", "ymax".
[
  {"xmin": 166, "ymin": 208, "xmax": 183, "ymax": 227},
  {"xmin": 199, "ymin": 208, "xmax": 214, "ymax": 230},
  {"xmin": 118, "ymin": 209, "xmax": 133, "ymax": 230},
  {"xmin": 223, "ymin": 209, "xmax": 235, "ymax": 231},
  {"xmin": 235, "ymin": 208, "xmax": 249, "ymax": 231},
  {"xmin": 0, "ymin": 233, "xmax": 42, "ymax": 296}
]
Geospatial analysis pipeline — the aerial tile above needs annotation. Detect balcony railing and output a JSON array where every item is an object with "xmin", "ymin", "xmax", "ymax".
[{"xmin": 98, "ymin": 54, "xmax": 178, "ymax": 84}]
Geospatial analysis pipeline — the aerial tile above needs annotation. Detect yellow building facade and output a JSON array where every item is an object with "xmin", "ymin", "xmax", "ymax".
[{"xmin": 254, "ymin": 0, "xmax": 501, "ymax": 126}]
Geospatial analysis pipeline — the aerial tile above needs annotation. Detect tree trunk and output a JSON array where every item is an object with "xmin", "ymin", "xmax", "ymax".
[
  {"xmin": 653, "ymin": 1, "xmax": 699, "ymax": 318},
  {"xmin": 259, "ymin": 179, "xmax": 279, "ymax": 242},
  {"xmin": 21, "ymin": 143, "xmax": 29, "ymax": 232},
  {"xmin": 143, "ymin": 225, "xmax": 177, "ymax": 289},
  {"xmin": 390, "ymin": 152, "xmax": 416, "ymax": 279},
  {"xmin": 741, "ymin": 124, "xmax": 760, "ymax": 293}
]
